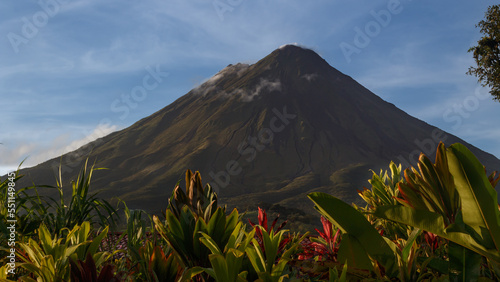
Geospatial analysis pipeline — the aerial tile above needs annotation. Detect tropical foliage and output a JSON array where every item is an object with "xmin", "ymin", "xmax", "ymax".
[{"xmin": 1, "ymin": 142, "xmax": 500, "ymax": 281}]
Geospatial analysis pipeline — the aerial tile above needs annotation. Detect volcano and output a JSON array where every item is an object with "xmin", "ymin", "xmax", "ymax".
[{"xmin": 17, "ymin": 45, "xmax": 500, "ymax": 217}]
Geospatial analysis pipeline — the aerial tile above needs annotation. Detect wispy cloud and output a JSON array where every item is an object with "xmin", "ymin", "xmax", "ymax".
[
  {"xmin": 0, "ymin": 0, "xmax": 498, "ymax": 174},
  {"xmin": 301, "ymin": 73, "xmax": 319, "ymax": 82},
  {"xmin": 0, "ymin": 123, "xmax": 117, "ymax": 171},
  {"xmin": 238, "ymin": 78, "xmax": 282, "ymax": 102},
  {"xmin": 356, "ymin": 52, "xmax": 474, "ymax": 91}
]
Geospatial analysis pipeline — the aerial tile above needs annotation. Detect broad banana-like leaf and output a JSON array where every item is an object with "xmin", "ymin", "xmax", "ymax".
[
  {"xmin": 308, "ymin": 192, "xmax": 397, "ymax": 277},
  {"xmin": 446, "ymin": 143, "xmax": 500, "ymax": 251},
  {"xmin": 337, "ymin": 234, "xmax": 373, "ymax": 271},
  {"xmin": 448, "ymin": 241, "xmax": 481, "ymax": 282},
  {"xmin": 376, "ymin": 143, "xmax": 500, "ymax": 264},
  {"xmin": 417, "ymin": 256, "xmax": 448, "ymax": 276},
  {"xmin": 373, "ymin": 205, "xmax": 500, "ymax": 262}
]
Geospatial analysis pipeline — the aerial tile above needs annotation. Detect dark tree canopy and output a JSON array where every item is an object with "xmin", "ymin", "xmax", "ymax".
[{"xmin": 467, "ymin": 5, "xmax": 500, "ymax": 101}]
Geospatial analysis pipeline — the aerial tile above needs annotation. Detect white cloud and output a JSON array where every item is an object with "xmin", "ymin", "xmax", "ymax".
[
  {"xmin": 64, "ymin": 123, "xmax": 117, "ymax": 153},
  {"xmin": 301, "ymin": 73, "xmax": 318, "ymax": 82},
  {"xmin": 0, "ymin": 123, "xmax": 117, "ymax": 170},
  {"xmin": 279, "ymin": 43, "xmax": 299, "ymax": 49},
  {"xmin": 192, "ymin": 63, "xmax": 251, "ymax": 97},
  {"xmin": 237, "ymin": 78, "xmax": 282, "ymax": 102},
  {"xmin": 1, "ymin": 0, "xmax": 498, "ymax": 176},
  {"xmin": 0, "ymin": 166, "xmax": 17, "ymax": 176}
]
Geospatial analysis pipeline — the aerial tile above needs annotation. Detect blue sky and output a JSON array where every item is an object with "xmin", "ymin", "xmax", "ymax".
[{"xmin": 1, "ymin": 0, "xmax": 499, "ymax": 175}]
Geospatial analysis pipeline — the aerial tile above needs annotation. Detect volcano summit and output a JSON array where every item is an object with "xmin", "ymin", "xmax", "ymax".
[{"xmin": 17, "ymin": 45, "xmax": 500, "ymax": 216}]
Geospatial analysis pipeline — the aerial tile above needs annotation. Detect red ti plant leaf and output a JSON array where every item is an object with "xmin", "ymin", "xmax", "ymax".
[
  {"xmin": 298, "ymin": 216, "xmax": 341, "ymax": 262},
  {"xmin": 258, "ymin": 207, "xmax": 268, "ymax": 231},
  {"xmin": 423, "ymin": 231, "xmax": 442, "ymax": 254},
  {"xmin": 249, "ymin": 207, "xmax": 289, "ymax": 257},
  {"xmin": 70, "ymin": 252, "xmax": 126, "ymax": 282},
  {"xmin": 248, "ymin": 207, "xmax": 288, "ymax": 233},
  {"xmin": 317, "ymin": 216, "xmax": 333, "ymax": 242}
]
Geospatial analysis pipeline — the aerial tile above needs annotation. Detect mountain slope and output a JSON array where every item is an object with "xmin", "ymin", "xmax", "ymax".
[{"xmin": 17, "ymin": 45, "xmax": 500, "ymax": 216}]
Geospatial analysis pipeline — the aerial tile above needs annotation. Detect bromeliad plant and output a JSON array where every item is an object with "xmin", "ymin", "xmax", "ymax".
[
  {"xmin": 168, "ymin": 169, "xmax": 220, "ymax": 222},
  {"xmin": 154, "ymin": 169, "xmax": 241, "ymax": 281},
  {"xmin": 155, "ymin": 170, "xmax": 308, "ymax": 281},
  {"xmin": 197, "ymin": 222, "xmax": 256, "ymax": 282},
  {"xmin": 154, "ymin": 206, "xmax": 241, "ymax": 279}
]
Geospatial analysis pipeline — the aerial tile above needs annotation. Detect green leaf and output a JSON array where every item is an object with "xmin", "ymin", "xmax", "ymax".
[
  {"xmin": 448, "ymin": 241, "xmax": 481, "ymax": 282},
  {"xmin": 38, "ymin": 224, "xmax": 53, "ymax": 254},
  {"xmin": 224, "ymin": 208, "xmax": 240, "ymax": 242},
  {"xmin": 337, "ymin": 234, "xmax": 373, "ymax": 271},
  {"xmin": 339, "ymin": 260, "xmax": 348, "ymax": 282},
  {"xmin": 374, "ymin": 205, "xmax": 500, "ymax": 261},
  {"xmin": 402, "ymin": 228, "xmax": 421, "ymax": 261},
  {"xmin": 237, "ymin": 271, "xmax": 248, "ymax": 282},
  {"xmin": 165, "ymin": 210, "xmax": 184, "ymax": 239},
  {"xmin": 199, "ymin": 232, "xmax": 223, "ymax": 255},
  {"xmin": 178, "ymin": 266, "xmax": 204, "ymax": 282},
  {"xmin": 246, "ymin": 240, "xmax": 266, "ymax": 273},
  {"xmin": 87, "ymin": 226, "xmax": 108, "ymax": 259},
  {"xmin": 260, "ymin": 227, "xmax": 279, "ymax": 272},
  {"xmin": 206, "ymin": 207, "xmax": 226, "ymax": 243},
  {"xmin": 193, "ymin": 217, "xmax": 208, "ymax": 259},
  {"xmin": 417, "ymin": 256, "xmax": 448, "ymax": 275},
  {"xmin": 226, "ymin": 221, "xmax": 244, "ymax": 251},
  {"xmin": 202, "ymin": 267, "xmax": 217, "ymax": 280},
  {"xmin": 447, "ymin": 143, "xmax": 500, "ymax": 251},
  {"xmin": 207, "ymin": 254, "xmax": 230, "ymax": 281}
]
